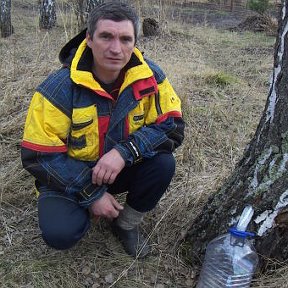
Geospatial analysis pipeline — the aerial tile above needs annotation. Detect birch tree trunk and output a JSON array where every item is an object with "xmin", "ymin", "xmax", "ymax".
[
  {"xmin": 0, "ymin": 0, "xmax": 13, "ymax": 38},
  {"xmin": 184, "ymin": 0, "xmax": 288, "ymax": 270},
  {"xmin": 75, "ymin": 0, "xmax": 104, "ymax": 29},
  {"xmin": 39, "ymin": 0, "xmax": 56, "ymax": 29}
]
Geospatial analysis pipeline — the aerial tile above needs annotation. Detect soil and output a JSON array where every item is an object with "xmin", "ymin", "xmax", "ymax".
[
  {"xmin": 176, "ymin": 4, "xmax": 255, "ymax": 29},
  {"xmin": 231, "ymin": 14, "xmax": 278, "ymax": 34},
  {"xmin": 149, "ymin": 1, "xmax": 280, "ymax": 33}
]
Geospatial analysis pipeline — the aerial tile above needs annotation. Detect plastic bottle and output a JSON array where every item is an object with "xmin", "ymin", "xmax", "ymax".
[{"xmin": 196, "ymin": 205, "xmax": 259, "ymax": 288}]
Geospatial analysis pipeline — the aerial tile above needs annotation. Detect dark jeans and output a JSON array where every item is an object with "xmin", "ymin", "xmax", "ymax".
[{"xmin": 38, "ymin": 153, "xmax": 175, "ymax": 250}]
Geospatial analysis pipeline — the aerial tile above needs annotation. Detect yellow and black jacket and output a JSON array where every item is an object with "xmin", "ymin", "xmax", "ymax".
[{"xmin": 21, "ymin": 31, "xmax": 184, "ymax": 207}]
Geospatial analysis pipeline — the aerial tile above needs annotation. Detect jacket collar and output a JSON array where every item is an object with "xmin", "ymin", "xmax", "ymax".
[{"xmin": 70, "ymin": 39, "xmax": 154, "ymax": 97}]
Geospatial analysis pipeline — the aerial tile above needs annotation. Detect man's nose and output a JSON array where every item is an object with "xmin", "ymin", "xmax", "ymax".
[{"xmin": 109, "ymin": 39, "xmax": 121, "ymax": 54}]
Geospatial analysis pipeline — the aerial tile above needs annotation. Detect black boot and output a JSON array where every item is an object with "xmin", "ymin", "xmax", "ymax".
[{"xmin": 111, "ymin": 221, "xmax": 150, "ymax": 258}]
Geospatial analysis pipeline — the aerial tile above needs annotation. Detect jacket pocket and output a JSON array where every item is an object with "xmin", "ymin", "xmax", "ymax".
[
  {"xmin": 128, "ymin": 98, "xmax": 150, "ymax": 134},
  {"xmin": 68, "ymin": 105, "xmax": 99, "ymax": 161},
  {"xmin": 71, "ymin": 119, "xmax": 93, "ymax": 131}
]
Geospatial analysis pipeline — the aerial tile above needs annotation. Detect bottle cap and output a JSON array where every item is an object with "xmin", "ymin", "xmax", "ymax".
[{"xmin": 229, "ymin": 227, "xmax": 255, "ymax": 238}]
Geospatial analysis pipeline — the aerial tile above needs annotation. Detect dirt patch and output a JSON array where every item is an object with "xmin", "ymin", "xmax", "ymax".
[
  {"xmin": 145, "ymin": 1, "xmax": 280, "ymax": 33},
  {"xmin": 163, "ymin": 2, "xmax": 256, "ymax": 29},
  {"xmin": 231, "ymin": 15, "xmax": 278, "ymax": 34}
]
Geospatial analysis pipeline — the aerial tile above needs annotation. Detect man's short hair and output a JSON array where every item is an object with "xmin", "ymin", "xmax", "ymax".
[{"xmin": 87, "ymin": 2, "xmax": 140, "ymax": 44}]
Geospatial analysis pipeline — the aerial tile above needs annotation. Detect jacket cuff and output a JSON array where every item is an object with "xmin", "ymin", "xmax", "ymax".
[
  {"xmin": 78, "ymin": 183, "xmax": 106, "ymax": 208},
  {"xmin": 114, "ymin": 139, "xmax": 142, "ymax": 166}
]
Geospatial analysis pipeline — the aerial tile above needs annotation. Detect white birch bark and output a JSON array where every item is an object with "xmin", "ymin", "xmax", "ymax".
[
  {"xmin": 0, "ymin": 0, "xmax": 13, "ymax": 38},
  {"xmin": 39, "ymin": 0, "xmax": 56, "ymax": 29}
]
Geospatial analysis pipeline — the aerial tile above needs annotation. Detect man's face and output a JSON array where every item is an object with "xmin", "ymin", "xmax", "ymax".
[{"xmin": 86, "ymin": 19, "xmax": 135, "ymax": 82}]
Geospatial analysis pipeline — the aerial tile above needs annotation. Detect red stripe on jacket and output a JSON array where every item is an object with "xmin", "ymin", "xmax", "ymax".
[
  {"xmin": 132, "ymin": 76, "xmax": 158, "ymax": 100},
  {"xmin": 156, "ymin": 111, "xmax": 182, "ymax": 124},
  {"xmin": 21, "ymin": 141, "xmax": 68, "ymax": 153},
  {"xmin": 98, "ymin": 116, "xmax": 110, "ymax": 157}
]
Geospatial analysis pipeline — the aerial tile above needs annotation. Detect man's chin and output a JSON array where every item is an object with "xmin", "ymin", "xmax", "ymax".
[{"xmin": 105, "ymin": 66, "xmax": 124, "ymax": 73}]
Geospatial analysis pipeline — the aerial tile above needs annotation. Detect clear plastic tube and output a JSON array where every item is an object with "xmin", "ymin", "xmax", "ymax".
[{"xmin": 236, "ymin": 205, "xmax": 254, "ymax": 232}]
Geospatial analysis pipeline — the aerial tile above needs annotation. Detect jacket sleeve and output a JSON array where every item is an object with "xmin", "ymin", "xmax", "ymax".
[
  {"xmin": 21, "ymin": 89, "xmax": 105, "ymax": 207},
  {"xmin": 115, "ymin": 117, "xmax": 184, "ymax": 165},
  {"xmin": 115, "ymin": 64, "xmax": 185, "ymax": 165}
]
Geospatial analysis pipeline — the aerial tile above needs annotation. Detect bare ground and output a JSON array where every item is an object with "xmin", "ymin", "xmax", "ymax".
[{"xmin": 144, "ymin": 1, "xmax": 279, "ymax": 33}]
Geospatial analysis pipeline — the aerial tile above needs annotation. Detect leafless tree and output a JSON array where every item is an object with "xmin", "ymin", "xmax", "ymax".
[
  {"xmin": 0, "ymin": 0, "xmax": 13, "ymax": 38},
  {"xmin": 75, "ymin": 0, "xmax": 104, "ymax": 29},
  {"xmin": 39, "ymin": 0, "xmax": 56, "ymax": 29}
]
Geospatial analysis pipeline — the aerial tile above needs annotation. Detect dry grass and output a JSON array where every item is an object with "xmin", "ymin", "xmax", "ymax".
[{"xmin": 0, "ymin": 0, "xmax": 285, "ymax": 287}]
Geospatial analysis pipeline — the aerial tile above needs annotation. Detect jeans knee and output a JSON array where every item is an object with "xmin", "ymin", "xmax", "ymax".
[
  {"xmin": 38, "ymin": 192, "xmax": 90, "ymax": 250},
  {"xmin": 153, "ymin": 153, "xmax": 176, "ymax": 179},
  {"xmin": 126, "ymin": 153, "xmax": 176, "ymax": 212},
  {"xmin": 41, "ymin": 221, "xmax": 89, "ymax": 250}
]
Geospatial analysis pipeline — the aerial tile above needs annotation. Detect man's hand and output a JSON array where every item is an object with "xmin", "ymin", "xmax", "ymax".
[
  {"xmin": 92, "ymin": 148, "xmax": 125, "ymax": 186},
  {"xmin": 89, "ymin": 192, "xmax": 123, "ymax": 219}
]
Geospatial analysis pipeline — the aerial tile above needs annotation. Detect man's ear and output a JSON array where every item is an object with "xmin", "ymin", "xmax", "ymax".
[{"xmin": 86, "ymin": 31, "xmax": 92, "ymax": 48}]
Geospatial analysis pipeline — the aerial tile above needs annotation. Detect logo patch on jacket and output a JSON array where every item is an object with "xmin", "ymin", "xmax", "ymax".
[
  {"xmin": 133, "ymin": 114, "xmax": 144, "ymax": 121},
  {"xmin": 170, "ymin": 96, "xmax": 176, "ymax": 103}
]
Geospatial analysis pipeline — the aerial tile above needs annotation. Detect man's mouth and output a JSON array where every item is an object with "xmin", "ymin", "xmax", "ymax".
[{"xmin": 107, "ymin": 57, "xmax": 121, "ymax": 61}]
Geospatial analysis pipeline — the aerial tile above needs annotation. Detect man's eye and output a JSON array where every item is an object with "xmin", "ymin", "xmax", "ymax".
[
  {"xmin": 101, "ymin": 34, "xmax": 111, "ymax": 40},
  {"xmin": 122, "ymin": 37, "xmax": 132, "ymax": 43}
]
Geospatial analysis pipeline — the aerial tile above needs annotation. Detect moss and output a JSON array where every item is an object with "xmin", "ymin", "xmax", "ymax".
[
  {"xmin": 281, "ymin": 132, "xmax": 288, "ymax": 153},
  {"xmin": 256, "ymin": 182, "xmax": 271, "ymax": 194},
  {"xmin": 271, "ymin": 145, "xmax": 280, "ymax": 154},
  {"xmin": 205, "ymin": 71, "xmax": 239, "ymax": 87},
  {"xmin": 268, "ymin": 154, "xmax": 282, "ymax": 179},
  {"xmin": 251, "ymin": 148, "xmax": 288, "ymax": 197}
]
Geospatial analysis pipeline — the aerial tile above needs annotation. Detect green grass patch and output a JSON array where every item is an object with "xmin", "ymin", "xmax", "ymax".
[{"xmin": 204, "ymin": 71, "xmax": 240, "ymax": 87}]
